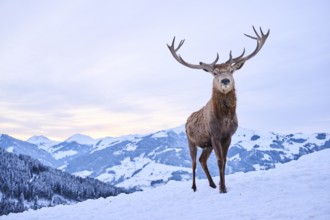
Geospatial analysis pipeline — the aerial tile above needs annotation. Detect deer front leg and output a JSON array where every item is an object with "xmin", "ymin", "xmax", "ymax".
[
  {"xmin": 217, "ymin": 158, "xmax": 227, "ymax": 193},
  {"xmin": 212, "ymin": 137, "xmax": 227, "ymax": 193},
  {"xmin": 192, "ymin": 159, "xmax": 197, "ymax": 191},
  {"xmin": 188, "ymin": 140, "xmax": 198, "ymax": 192},
  {"xmin": 219, "ymin": 137, "xmax": 231, "ymax": 193}
]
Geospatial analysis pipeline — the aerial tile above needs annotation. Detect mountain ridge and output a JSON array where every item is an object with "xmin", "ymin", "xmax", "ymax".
[{"xmin": 1, "ymin": 125, "xmax": 330, "ymax": 189}]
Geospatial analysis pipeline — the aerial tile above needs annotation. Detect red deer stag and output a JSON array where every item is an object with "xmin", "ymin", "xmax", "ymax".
[{"xmin": 167, "ymin": 26, "xmax": 269, "ymax": 193}]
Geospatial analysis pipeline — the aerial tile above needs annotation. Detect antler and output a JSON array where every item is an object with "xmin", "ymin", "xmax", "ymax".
[
  {"xmin": 167, "ymin": 37, "xmax": 219, "ymax": 72},
  {"xmin": 168, "ymin": 26, "xmax": 270, "ymax": 72},
  {"xmin": 226, "ymin": 26, "xmax": 270, "ymax": 65}
]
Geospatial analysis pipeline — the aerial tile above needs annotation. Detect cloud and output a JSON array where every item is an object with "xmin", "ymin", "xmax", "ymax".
[{"xmin": 0, "ymin": 0, "xmax": 329, "ymax": 140}]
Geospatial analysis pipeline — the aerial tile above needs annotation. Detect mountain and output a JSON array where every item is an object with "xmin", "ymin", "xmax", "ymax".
[
  {"xmin": 1, "ymin": 126, "xmax": 330, "ymax": 189},
  {"xmin": 59, "ymin": 125, "xmax": 191, "ymax": 187},
  {"xmin": 48, "ymin": 136, "xmax": 94, "ymax": 162},
  {"xmin": 64, "ymin": 134, "xmax": 97, "ymax": 145},
  {"xmin": 26, "ymin": 135, "xmax": 59, "ymax": 152},
  {"xmin": 0, "ymin": 147, "xmax": 130, "ymax": 216},
  {"xmin": 3, "ymin": 149, "xmax": 330, "ymax": 220},
  {"xmin": 0, "ymin": 134, "xmax": 59, "ymax": 167},
  {"xmin": 27, "ymin": 134, "xmax": 96, "ymax": 163},
  {"xmin": 76, "ymin": 126, "xmax": 330, "ymax": 188}
]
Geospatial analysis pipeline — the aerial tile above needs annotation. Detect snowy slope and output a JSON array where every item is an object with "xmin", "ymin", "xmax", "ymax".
[
  {"xmin": 3, "ymin": 149, "xmax": 330, "ymax": 220},
  {"xmin": 26, "ymin": 135, "xmax": 59, "ymax": 152}
]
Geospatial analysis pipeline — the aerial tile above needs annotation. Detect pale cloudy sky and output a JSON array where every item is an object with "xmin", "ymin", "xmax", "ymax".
[{"xmin": 0, "ymin": 0, "xmax": 329, "ymax": 141}]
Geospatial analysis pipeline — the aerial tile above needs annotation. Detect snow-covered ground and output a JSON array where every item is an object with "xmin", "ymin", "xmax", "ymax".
[{"xmin": 3, "ymin": 149, "xmax": 330, "ymax": 220}]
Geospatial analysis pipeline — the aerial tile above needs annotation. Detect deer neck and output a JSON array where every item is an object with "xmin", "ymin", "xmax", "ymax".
[{"xmin": 211, "ymin": 88, "xmax": 237, "ymax": 119}]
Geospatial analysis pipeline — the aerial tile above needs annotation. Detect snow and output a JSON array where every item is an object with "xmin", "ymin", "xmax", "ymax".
[
  {"xmin": 52, "ymin": 150, "xmax": 77, "ymax": 160},
  {"xmin": 91, "ymin": 134, "xmax": 142, "ymax": 153},
  {"xmin": 152, "ymin": 125, "xmax": 186, "ymax": 138},
  {"xmin": 152, "ymin": 131, "xmax": 168, "ymax": 138},
  {"xmin": 124, "ymin": 143, "xmax": 138, "ymax": 151},
  {"xmin": 231, "ymin": 127, "xmax": 330, "ymax": 157},
  {"xmin": 97, "ymin": 155, "xmax": 152, "ymax": 184},
  {"xmin": 116, "ymin": 161, "xmax": 191, "ymax": 189},
  {"xmin": 73, "ymin": 170, "xmax": 93, "ymax": 178},
  {"xmin": 26, "ymin": 135, "xmax": 59, "ymax": 151},
  {"xmin": 6, "ymin": 146, "xmax": 14, "ymax": 153},
  {"xmin": 262, "ymin": 153, "xmax": 271, "ymax": 161},
  {"xmin": 65, "ymin": 134, "xmax": 96, "ymax": 145},
  {"xmin": 57, "ymin": 163, "xmax": 68, "ymax": 170},
  {"xmin": 228, "ymin": 153, "xmax": 240, "ymax": 161},
  {"xmin": 170, "ymin": 124, "xmax": 186, "ymax": 135},
  {"xmin": 309, "ymin": 132, "xmax": 330, "ymax": 146},
  {"xmin": 232, "ymin": 127, "xmax": 276, "ymax": 151},
  {"xmin": 109, "ymin": 142, "xmax": 139, "ymax": 155},
  {"xmin": 3, "ymin": 149, "xmax": 330, "ymax": 220}
]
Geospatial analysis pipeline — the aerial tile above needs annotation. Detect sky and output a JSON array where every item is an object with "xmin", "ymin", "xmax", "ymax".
[{"xmin": 0, "ymin": 0, "xmax": 330, "ymax": 141}]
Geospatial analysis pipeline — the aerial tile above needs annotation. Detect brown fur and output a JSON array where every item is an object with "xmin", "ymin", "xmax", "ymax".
[
  {"xmin": 186, "ymin": 75, "xmax": 238, "ymax": 193},
  {"xmin": 168, "ymin": 27, "xmax": 269, "ymax": 193}
]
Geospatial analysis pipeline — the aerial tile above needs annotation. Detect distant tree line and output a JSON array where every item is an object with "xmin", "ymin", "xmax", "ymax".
[{"xmin": 0, "ymin": 148, "xmax": 132, "ymax": 216}]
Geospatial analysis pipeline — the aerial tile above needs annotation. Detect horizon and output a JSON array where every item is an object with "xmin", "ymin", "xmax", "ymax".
[
  {"xmin": 1, "ymin": 123, "xmax": 328, "ymax": 143},
  {"xmin": 1, "ymin": 0, "xmax": 329, "ymax": 141}
]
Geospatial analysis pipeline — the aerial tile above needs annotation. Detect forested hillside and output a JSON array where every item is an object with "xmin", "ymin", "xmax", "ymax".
[{"xmin": 0, "ymin": 148, "xmax": 130, "ymax": 216}]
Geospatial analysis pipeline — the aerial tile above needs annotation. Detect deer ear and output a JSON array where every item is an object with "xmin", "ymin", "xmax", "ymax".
[
  {"xmin": 199, "ymin": 62, "xmax": 214, "ymax": 73},
  {"xmin": 205, "ymin": 69, "xmax": 217, "ymax": 77},
  {"xmin": 232, "ymin": 61, "xmax": 245, "ymax": 71}
]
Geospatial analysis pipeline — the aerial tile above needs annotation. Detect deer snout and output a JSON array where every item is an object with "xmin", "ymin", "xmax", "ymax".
[{"xmin": 221, "ymin": 78, "xmax": 230, "ymax": 85}]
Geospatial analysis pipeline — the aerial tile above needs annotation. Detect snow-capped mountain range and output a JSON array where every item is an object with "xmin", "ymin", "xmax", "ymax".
[{"xmin": 1, "ymin": 126, "xmax": 329, "ymax": 189}]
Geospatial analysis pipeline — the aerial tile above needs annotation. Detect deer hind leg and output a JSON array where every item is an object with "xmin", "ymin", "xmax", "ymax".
[
  {"xmin": 188, "ymin": 140, "xmax": 198, "ymax": 192},
  {"xmin": 199, "ymin": 147, "xmax": 216, "ymax": 189}
]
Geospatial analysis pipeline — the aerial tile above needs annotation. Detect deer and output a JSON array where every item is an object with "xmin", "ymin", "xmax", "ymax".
[{"xmin": 167, "ymin": 26, "xmax": 269, "ymax": 193}]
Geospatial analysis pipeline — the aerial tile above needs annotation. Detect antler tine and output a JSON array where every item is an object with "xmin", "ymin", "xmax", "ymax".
[
  {"xmin": 209, "ymin": 53, "xmax": 219, "ymax": 66},
  {"xmin": 225, "ymin": 50, "xmax": 232, "ymax": 64},
  {"xmin": 244, "ymin": 26, "xmax": 258, "ymax": 40},
  {"xmin": 253, "ymin": 26, "xmax": 260, "ymax": 39},
  {"xmin": 244, "ymin": 33, "xmax": 257, "ymax": 40},
  {"xmin": 263, "ymin": 28, "xmax": 270, "ymax": 38},
  {"xmin": 226, "ymin": 48, "xmax": 246, "ymax": 64},
  {"xmin": 234, "ymin": 48, "xmax": 246, "ymax": 60},
  {"xmin": 237, "ymin": 26, "xmax": 270, "ymax": 62},
  {"xmin": 167, "ymin": 37, "xmax": 217, "ymax": 72},
  {"xmin": 174, "ymin": 38, "xmax": 185, "ymax": 52},
  {"xmin": 260, "ymin": 27, "xmax": 265, "ymax": 36}
]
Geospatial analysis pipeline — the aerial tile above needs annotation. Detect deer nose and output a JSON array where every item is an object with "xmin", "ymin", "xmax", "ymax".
[{"xmin": 221, "ymin": 78, "xmax": 230, "ymax": 85}]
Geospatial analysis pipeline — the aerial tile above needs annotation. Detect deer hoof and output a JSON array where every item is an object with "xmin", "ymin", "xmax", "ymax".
[
  {"xmin": 220, "ymin": 187, "xmax": 227, "ymax": 194},
  {"xmin": 210, "ymin": 182, "xmax": 217, "ymax": 188}
]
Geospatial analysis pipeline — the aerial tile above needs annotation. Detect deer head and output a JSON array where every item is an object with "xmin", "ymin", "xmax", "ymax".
[{"xmin": 167, "ymin": 26, "xmax": 270, "ymax": 94}]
